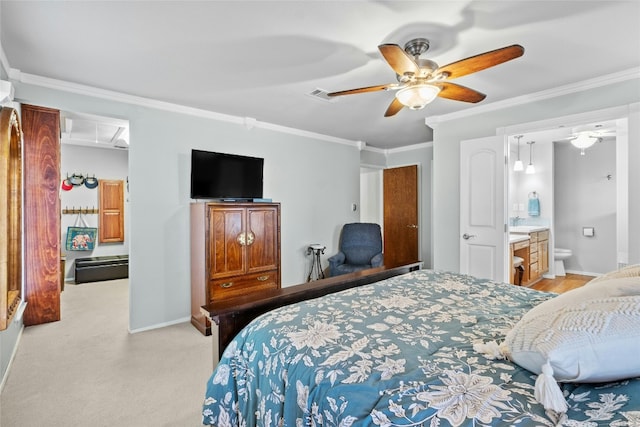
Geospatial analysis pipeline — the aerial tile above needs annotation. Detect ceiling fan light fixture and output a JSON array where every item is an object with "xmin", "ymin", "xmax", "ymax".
[
  {"xmin": 395, "ymin": 84, "xmax": 441, "ymax": 110},
  {"xmin": 571, "ymin": 132, "xmax": 598, "ymax": 149}
]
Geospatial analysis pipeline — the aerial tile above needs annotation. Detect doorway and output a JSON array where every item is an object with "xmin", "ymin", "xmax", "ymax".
[
  {"xmin": 59, "ymin": 110, "xmax": 130, "ymax": 320},
  {"xmin": 383, "ymin": 165, "xmax": 419, "ymax": 268},
  {"xmin": 507, "ymin": 118, "xmax": 624, "ymax": 277},
  {"xmin": 360, "ymin": 164, "xmax": 420, "ymax": 268},
  {"xmin": 461, "ymin": 105, "xmax": 632, "ymax": 283}
]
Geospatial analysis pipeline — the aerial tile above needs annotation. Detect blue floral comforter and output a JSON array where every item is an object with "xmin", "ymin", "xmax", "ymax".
[{"xmin": 202, "ymin": 269, "xmax": 640, "ymax": 426}]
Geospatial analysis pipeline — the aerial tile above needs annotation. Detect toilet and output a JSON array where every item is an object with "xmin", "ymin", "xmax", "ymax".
[{"xmin": 554, "ymin": 248, "xmax": 573, "ymax": 276}]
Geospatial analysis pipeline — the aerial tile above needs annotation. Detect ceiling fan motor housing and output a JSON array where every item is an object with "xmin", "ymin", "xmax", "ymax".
[{"xmin": 404, "ymin": 38, "xmax": 430, "ymax": 57}]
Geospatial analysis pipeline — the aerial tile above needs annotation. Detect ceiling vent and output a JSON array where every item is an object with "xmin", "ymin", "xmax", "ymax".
[{"xmin": 307, "ymin": 88, "xmax": 337, "ymax": 103}]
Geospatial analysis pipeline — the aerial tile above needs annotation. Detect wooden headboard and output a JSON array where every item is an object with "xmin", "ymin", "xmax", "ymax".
[{"xmin": 201, "ymin": 262, "xmax": 422, "ymax": 364}]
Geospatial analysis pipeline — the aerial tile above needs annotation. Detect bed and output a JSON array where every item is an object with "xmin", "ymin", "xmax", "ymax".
[{"xmin": 202, "ymin": 268, "xmax": 640, "ymax": 426}]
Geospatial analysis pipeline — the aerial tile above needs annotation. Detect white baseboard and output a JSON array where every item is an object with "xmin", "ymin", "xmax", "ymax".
[
  {"xmin": 128, "ymin": 316, "xmax": 191, "ymax": 334},
  {"xmin": 0, "ymin": 324, "xmax": 25, "ymax": 394}
]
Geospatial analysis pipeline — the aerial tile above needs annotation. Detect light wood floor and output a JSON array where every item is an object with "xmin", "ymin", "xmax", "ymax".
[{"xmin": 529, "ymin": 273, "xmax": 594, "ymax": 293}]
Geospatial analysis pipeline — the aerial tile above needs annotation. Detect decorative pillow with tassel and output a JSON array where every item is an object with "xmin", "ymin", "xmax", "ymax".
[{"xmin": 475, "ymin": 275, "xmax": 640, "ymax": 414}]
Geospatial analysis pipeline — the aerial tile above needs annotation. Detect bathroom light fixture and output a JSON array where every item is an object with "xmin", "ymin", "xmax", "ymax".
[
  {"xmin": 513, "ymin": 135, "xmax": 524, "ymax": 171},
  {"xmin": 571, "ymin": 132, "xmax": 599, "ymax": 156},
  {"xmin": 395, "ymin": 84, "xmax": 441, "ymax": 110},
  {"xmin": 526, "ymin": 141, "xmax": 535, "ymax": 174}
]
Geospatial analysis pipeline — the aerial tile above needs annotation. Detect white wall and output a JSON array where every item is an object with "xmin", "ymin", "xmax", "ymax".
[
  {"xmin": 359, "ymin": 167, "xmax": 382, "ymax": 225},
  {"xmin": 60, "ymin": 144, "xmax": 129, "ymax": 280},
  {"xmin": 13, "ymin": 82, "xmax": 361, "ymax": 332},
  {"xmin": 555, "ymin": 138, "xmax": 617, "ymax": 274},
  {"xmin": 509, "ymin": 139, "xmax": 553, "ymax": 223},
  {"xmin": 432, "ymin": 79, "xmax": 640, "ymax": 273}
]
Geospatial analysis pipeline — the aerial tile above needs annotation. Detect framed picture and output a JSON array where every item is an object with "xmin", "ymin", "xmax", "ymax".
[{"xmin": 65, "ymin": 226, "xmax": 97, "ymax": 251}]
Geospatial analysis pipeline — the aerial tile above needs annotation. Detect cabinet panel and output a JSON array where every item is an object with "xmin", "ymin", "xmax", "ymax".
[
  {"xmin": 209, "ymin": 207, "xmax": 245, "ymax": 278},
  {"xmin": 210, "ymin": 270, "xmax": 278, "ymax": 301},
  {"xmin": 99, "ymin": 179, "xmax": 124, "ymax": 243},
  {"xmin": 539, "ymin": 239, "xmax": 549, "ymax": 274},
  {"xmin": 530, "ymin": 262, "xmax": 539, "ymax": 279},
  {"xmin": 246, "ymin": 206, "xmax": 279, "ymax": 273}
]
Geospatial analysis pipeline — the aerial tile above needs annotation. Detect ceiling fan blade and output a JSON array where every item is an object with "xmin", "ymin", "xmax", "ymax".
[
  {"xmin": 378, "ymin": 44, "xmax": 420, "ymax": 76},
  {"xmin": 436, "ymin": 82, "xmax": 487, "ymax": 103},
  {"xmin": 438, "ymin": 44, "xmax": 524, "ymax": 80},
  {"xmin": 384, "ymin": 98, "xmax": 404, "ymax": 117},
  {"xmin": 327, "ymin": 83, "xmax": 397, "ymax": 97}
]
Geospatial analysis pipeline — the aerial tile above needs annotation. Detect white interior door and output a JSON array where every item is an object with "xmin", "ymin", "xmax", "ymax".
[{"xmin": 460, "ymin": 136, "xmax": 507, "ymax": 281}]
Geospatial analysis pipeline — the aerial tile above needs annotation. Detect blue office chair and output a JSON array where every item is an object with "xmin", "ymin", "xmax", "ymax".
[{"xmin": 328, "ymin": 223, "xmax": 384, "ymax": 277}]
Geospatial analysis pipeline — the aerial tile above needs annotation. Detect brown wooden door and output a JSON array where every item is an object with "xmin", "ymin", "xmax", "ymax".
[
  {"xmin": 22, "ymin": 105, "xmax": 61, "ymax": 326},
  {"xmin": 246, "ymin": 205, "xmax": 280, "ymax": 274},
  {"xmin": 383, "ymin": 165, "xmax": 419, "ymax": 268},
  {"xmin": 99, "ymin": 179, "xmax": 125, "ymax": 243}
]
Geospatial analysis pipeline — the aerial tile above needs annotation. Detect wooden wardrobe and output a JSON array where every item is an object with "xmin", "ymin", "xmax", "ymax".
[{"xmin": 190, "ymin": 202, "xmax": 281, "ymax": 335}]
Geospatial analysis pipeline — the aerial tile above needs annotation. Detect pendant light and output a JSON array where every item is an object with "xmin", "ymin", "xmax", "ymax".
[
  {"xmin": 513, "ymin": 135, "xmax": 524, "ymax": 171},
  {"xmin": 526, "ymin": 141, "xmax": 536, "ymax": 174}
]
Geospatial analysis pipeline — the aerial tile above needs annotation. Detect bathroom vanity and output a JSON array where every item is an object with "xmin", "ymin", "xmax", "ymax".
[{"xmin": 509, "ymin": 226, "xmax": 549, "ymax": 286}]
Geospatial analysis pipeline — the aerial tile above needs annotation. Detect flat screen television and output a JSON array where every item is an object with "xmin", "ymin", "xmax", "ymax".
[{"xmin": 190, "ymin": 149, "xmax": 264, "ymax": 200}]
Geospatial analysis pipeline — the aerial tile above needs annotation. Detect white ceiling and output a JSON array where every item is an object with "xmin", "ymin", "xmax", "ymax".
[
  {"xmin": 60, "ymin": 110, "xmax": 129, "ymax": 150},
  {"xmin": 1, "ymin": 1, "xmax": 639, "ymax": 150}
]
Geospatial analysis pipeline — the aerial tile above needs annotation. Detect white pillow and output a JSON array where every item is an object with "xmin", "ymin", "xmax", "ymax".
[
  {"xmin": 504, "ymin": 276, "xmax": 640, "ymax": 383},
  {"xmin": 587, "ymin": 263, "xmax": 640, "ymax": 285}
]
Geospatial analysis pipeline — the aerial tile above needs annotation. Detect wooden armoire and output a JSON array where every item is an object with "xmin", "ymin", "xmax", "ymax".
[{"xmin": 190, "ymin": 202, "xmax": 281, "ymax": 335}]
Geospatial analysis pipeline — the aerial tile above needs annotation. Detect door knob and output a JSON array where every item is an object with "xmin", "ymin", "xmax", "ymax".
[
  {"xmin": 406, "ymin": 224, "xmax": 418, "ymax": 228},
  {"xmin": 462, "ymin": 233, "xmax": 476, "ymax": 240}
]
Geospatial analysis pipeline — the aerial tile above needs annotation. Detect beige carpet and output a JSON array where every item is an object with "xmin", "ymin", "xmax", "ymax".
[{"xmin": 0, "ymin": 279, "xmax": 213, "ymax": 427}]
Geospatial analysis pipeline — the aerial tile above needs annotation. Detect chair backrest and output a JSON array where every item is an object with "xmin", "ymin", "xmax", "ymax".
[{"xmin": 340, "ymin": 223, "xmax": 382, "ymax": 265}]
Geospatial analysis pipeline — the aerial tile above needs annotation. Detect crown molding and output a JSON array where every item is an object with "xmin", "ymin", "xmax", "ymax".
[
  {"xmin": 361, "ymin": 144, "xmax": 386, "ymax": 154},
  {"xmin": 388, "ymin": 141, "xmax": 433, "ymax": 154},
  {"xmin": 425, "ymin": 67, "xmax": 640, "ymax": 128},
  {"xmin": 9, "ymin": 69, "xmax": 362, "ymax": 149},
  {"xmin": 361, "ymin": 140, "xmax": 433, "ymax": 157}
]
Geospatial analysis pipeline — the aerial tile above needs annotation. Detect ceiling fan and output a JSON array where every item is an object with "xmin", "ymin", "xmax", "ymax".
[
  {"xmin": 328, "ymin": 38, "xmax": 524, "ymax": 117},
  {"xmin": 554, "ymin": 125, "xmax": 616, "ymax": 155}
]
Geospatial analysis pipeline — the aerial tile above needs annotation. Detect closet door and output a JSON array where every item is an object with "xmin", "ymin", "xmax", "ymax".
[
  {"xmin": 99, "ymin": 179, "xmax": 124, "ymax": 243},
  {"xmin": 22, "ymin": 104, "xmax": 61, "ymax": 326}
]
